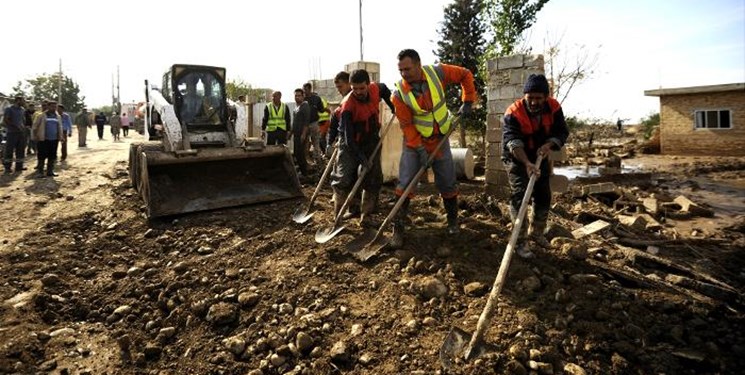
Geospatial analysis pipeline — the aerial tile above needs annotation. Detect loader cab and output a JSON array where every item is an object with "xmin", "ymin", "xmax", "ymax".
[{"xmin": 165, "ymin": 64, "xmax": 230, "ymax": 147}]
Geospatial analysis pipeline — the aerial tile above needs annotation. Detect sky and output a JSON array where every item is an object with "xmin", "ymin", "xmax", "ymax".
[{"xmin": 1, "ymin": 0, "xmax": 743, "ymax": 123}]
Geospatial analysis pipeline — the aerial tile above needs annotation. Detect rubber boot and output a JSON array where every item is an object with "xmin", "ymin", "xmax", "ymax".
[
  {"xmin": 15, "ymin": 162, "xmax": 26, "ymax": 172},
  {"xmin": 332, "ymin": 189, "xmax": 349, "ymax": 219},
  {"xmin": 359, "ymin": 190, "xmax": 379, "ymax": 228},
  {"xmin": 443, "ymin": 197, "xmax": 459, "ymax": 235},
  {"xmin": 389, "ymin": 198, "xmax": 409, "ymax": 250},
  {"xmin": 46, "ymin": 160, "xmax": 58, "ymax": 177},
  {"xmin": 35, "ymin": 159, "xmax": 45, "ymax": 177},
  {"xmin": 529, "ymin": 220, "xmax": 551, "ymax": 248},
  {"xmin": 510, "ymin": 207, "xmax": 534, "ymax": 259},
  {"xmin": 2, "ymin": 163, "xmax": 11, "ymax": 175},
  {"xmin": 342, "ymin": 194, "xmax": 361, "ymax": 220}
]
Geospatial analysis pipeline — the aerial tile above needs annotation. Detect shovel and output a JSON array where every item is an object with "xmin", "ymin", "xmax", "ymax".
[
  {"xmin": 314, "ymin": 115, "xmax": 395, "ymax": 243},
  {"xmin": 292, "ymin": 143, "xmax": 339, "ymax": 224},
  {"xmin": 346, "ymin": 118, "xmax": 460, "ymax": 261},
  {"xmin": 439, "ymin": 154, "xmax": 545, "ymax": 370}
]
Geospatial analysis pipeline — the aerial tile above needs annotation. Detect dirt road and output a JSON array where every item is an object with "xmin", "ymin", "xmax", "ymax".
[{"xmin": 1, "ymin": 132, "xmax": 744, "ymax": 374}]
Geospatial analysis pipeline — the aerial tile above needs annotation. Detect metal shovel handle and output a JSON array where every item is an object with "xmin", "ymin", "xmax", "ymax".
[
  {"xmin": 331, "ymin": 114, "xmax": 397, "ymax": 227},
  {"xmin": 368, "ymin": 117, "xmax": 461, "ymax": 245},
  {"xmin": 464, "ymin": 154, "xmax": 545, "ymax": 360}
]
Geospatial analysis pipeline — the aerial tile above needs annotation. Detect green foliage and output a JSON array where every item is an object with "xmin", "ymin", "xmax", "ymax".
[
  {"xmin": 483, "ymin": 0, "xmax": 550, "ymax": 59},
  {"xmin": 564, "ymin": 115, "xmax": 588, "ymax": 132},
  {"xmin": 91, "ymin": 105, "xmax": 114, "ymax": 116},
  {"xmin": 11, "ymin": 73, "xmax": 86, "ymax": 113},
  {"xmin": 641, "ymin": 112, "xmax": 660, "ymax": 140},
  {"xmin": 226, "ymin": 79, "xmax": 272, "ymax": 103},
  {"xmin": 435, "ymin": 0, "xmax": 488, "ymax": 134}
]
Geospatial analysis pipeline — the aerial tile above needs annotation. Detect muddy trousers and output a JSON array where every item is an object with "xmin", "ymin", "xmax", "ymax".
[
  {"xmin": 330, "ymin": 142, "xmax": 382, "ymax": 218},
  {"xmin": 306, "ymin": 122, "xmax": 322, "ymax": 165},
  {"xmin": 36, "ymin": 140, "xmax": 59, "ymax": 176},
  {"xmin": 3, "ymin": 132, "xmax": 26, "ymax": 173},
  {"xmin": 396, "ymin": 138, "xmax": 458, "ymax": 198},
  {"xmin": 292, "ymin": 132, "xmax": 309, "ymax": 175},
  {"xmin": 77, "ymin": 125, "xmax": 88, "ymax": 147},
  {"xmin": 506, "ymin": 159, "xmax": 552, "ymax": 237}
]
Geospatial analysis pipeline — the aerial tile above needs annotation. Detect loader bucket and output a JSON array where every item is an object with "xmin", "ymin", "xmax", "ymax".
[{"xmin": 137, "ymin": 145, "xmax": 303, "ymax": 218}]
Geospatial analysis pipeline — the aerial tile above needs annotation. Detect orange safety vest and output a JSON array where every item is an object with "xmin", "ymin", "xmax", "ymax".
[{"xmin": 505, "ymin": 97, "xmax": 561, "ymax": 150}]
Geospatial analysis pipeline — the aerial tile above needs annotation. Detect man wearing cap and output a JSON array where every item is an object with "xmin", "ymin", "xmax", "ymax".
[
  {"xmin": 58, "ymin": 104, "xmax": 72, "ymax": 161},
  {"xmin": 75, "ymin": 107, "xmax": 92, "ymax": 147},
  {"xmin": 2, "ymin": 96, "xmax": 27, "ymax": 174},
  {"xmin": 502, "ymin": 74, "xmax": 569, "ymax": 259},
  {"xmin": 31, "ymin": 100, "xmax": 63, "ymax": 177}
]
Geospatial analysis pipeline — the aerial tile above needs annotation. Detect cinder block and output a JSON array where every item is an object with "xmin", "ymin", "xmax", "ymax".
[
  {"xmin": 510, "ymin": 70, "xmax": 525, "ymax": 85},
  {"xmin": 485, "ymin": 168, "xmax": 510, "ymax": 185},
  {"xmin": 524, "ymin": 54, "xmax": 545, "ymax": 68},
  {"xmin": 487, "ymin": 113, "xmax": 503, "ymax": 129},
  {"xmin": 486, "ymin": 155, "xmax": 504, "ymax": 170},
  {"xmin": 486, "ymin": 142, "xmax": 502, "ymax": 157},
  {"xmin": 497, "ymin": 55, "xmax": 524, "ymax": 69},
  {"xmin": 487, "ymin": 59, "xmax": 498, "ymax": 73},
  {"xmin": 485, "ymin": 183, "xmax": 511, "ymax": 199}
]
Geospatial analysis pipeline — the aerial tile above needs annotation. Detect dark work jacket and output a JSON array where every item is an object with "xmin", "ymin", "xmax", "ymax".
[{"xmin": 502, "ymin": 97, "xmax": 569, "ymax": 164}]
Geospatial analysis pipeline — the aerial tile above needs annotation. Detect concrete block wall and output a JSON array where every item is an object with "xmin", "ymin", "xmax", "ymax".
[{"xmin": 484, "ymin": 54, "xmax": 544, "ymax": 198}]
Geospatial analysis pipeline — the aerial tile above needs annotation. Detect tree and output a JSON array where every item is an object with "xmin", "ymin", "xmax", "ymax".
[
  {"xmin": 641, "ymin": 112, "xmax": 660, "ymax": 140},
  {"xmin": 435, "ymin": 0, "xmax": 488, "ymax": 148},
  {"xmin": 226, "ymin": 78, "xmax": 272, "ymax": 103},
  {"xmin": 543, "ymin": 31, "xmax": 600, "ymax": 104},
  {"xmin": 483, "ymin": 0, "xmax": 550, "ymax": 58},
  {"xmin": 11, "ymin": 73, "xmax": 86, "ymax": 113}
]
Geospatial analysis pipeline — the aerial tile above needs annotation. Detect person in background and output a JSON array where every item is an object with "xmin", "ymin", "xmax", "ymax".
[
  {"xmin": 57, "ymin": 104, "xmax": 72, "ymax": 162},
  {"xmin": 302, "ymin": 82, "xmax": 324, "ymax": 167},
  {"xmin": 75, "ymin": 107, "xmax": 92, "ymax": 147},
  {"xmin": 121, "ymin": 112, "xmax": 130, "ymax": 137},
  {"xmin": 292, "ymin": 88, "xmax": 311, "ymax": 177},
  {"xmin": 261, "ymin": 91, "xmax": 291, "ymax": 145},
  {"xmin": 94, "ymin": 111, "xmax": 107, "ymax": 140},
  {"xmin": 110, "ymin": 111, "xmax": 122, "ymax": 141},
  {"xmin": 24, "ymin": 102, "xmax": 36, "ymax": 155},
  {"xmin": 2, "ymin": 96, "xmax": 27, "ymax": 174},
  {"xmin": 31, "ymin": 99, "xmax": 63, "ymax": 177}
]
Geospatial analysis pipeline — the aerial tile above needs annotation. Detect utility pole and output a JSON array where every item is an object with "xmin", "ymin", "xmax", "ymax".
[
  {"xmin": 359, "ymin": 0, "xmax": 363, "ymax": 61},
  {"xmin": 117, "ymin": 65, "xmax": 121, "ymax": 113},
  {"xmin": 111, "ymin": 73, "xmax": 115, "ymax": 112},
  {"xmin": 58, "ymin": 59, "xmax": 63, "ymax": 106}
]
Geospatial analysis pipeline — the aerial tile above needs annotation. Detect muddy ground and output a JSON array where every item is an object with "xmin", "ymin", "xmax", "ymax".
[{"xmin": 1, "ymin": 129, "xmax": 744, "ymax": 375}]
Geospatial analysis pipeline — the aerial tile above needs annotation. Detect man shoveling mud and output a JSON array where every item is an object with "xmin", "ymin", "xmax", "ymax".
[{"xmin": 502, "ymin": 74, "xmax": 569, "ymax": 258}]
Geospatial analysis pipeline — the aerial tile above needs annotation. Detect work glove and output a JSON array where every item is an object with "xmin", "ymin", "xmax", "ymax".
[
  {"xmin": 457, "ymin": 101, "xmax": 473, "ymax": 118},
  {"xmin": 415, "ymin": 146, "xmax": 430, "ymax": 168}
]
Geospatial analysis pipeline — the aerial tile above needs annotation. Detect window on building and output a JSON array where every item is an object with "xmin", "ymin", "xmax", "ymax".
[{"xmin": 694, "ymin": 109, "xmax": 731, "ymax": 129}]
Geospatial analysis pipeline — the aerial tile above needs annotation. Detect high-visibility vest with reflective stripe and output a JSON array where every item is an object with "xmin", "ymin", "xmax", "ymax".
[
  {"xmin": 395, "ymin": 65, "xmax": 452, "ymax": 137},
  {"xmin": 318, "ymin": 97, "xmax": 330, "ymax": 122},
  {"xmin": 266, "ymin": 102, "xmax": 287, "ymax": 131}
]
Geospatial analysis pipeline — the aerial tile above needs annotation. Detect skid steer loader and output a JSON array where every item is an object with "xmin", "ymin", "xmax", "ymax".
[{"xmin": 128, "ymin": 64, "xmax": 303, "ymax": 218}]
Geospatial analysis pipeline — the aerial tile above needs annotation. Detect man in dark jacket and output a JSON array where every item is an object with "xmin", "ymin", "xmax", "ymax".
[
  {"xmin": 502, "ymin": 74, "xmax": 569, "ymax": 259},
  {"xmin": 94, "ymin": 112, "xmax": 107, "ymax": 140}
]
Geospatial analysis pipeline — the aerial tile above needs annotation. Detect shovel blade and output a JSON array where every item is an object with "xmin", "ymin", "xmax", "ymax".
[
  {"xmin": 439, "ymin": 326, "xmax": 493, "ymax": 370},
  {"xmin": 291, "ymin": 206, "xmax": 314, "ymax": 224},
  {"xmin": 314, "ymin": 225, "xmax": 345, "ymax": 244},
  {"xmin": 345, "ymin": 229, "xmax": 387, "ymax": 261}
]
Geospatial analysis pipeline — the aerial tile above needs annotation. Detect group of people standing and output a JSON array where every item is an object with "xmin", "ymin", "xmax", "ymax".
[
  {"xmin": 261, "ymin": 48, "xmax": 570, "ymax": 256},
  {"xmin": 3, "ymin": 97, "xmax": 134, "ymax": 178}
]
